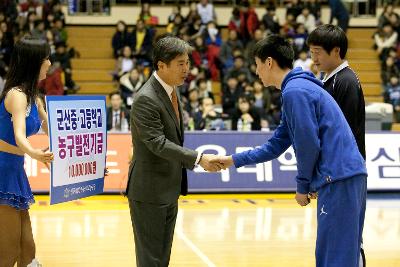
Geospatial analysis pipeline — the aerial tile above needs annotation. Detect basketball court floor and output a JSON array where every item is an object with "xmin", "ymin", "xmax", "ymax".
[{"xmin": 30, "ymin": 194, "xmax": 400, "ymax": 267}]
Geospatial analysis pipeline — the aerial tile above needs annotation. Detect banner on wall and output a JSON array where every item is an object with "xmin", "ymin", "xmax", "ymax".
[
  {"xmin": 185, "ymin": 132, "xmax": 400, "ymax": 192},
  {"xmin": 45, "ymin": 96, "xmax": 107, "ymax": 204},
  {"xmin": 27, "ymin": 132, "xmax": 400, "ymax": 193}
]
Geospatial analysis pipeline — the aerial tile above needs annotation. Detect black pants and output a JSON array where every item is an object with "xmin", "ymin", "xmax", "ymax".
[{"xmin": 129, "ymin": 199, "xmax": 178, "ymax": 267}]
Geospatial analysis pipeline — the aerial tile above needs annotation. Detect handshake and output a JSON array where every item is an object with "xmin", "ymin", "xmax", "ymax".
[{"xmin": 198, "ymin": 154, "xmax": 234, "ymax": 172}]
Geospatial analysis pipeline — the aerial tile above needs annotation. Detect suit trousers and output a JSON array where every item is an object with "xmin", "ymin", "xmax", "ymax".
[
  {"xmin": 315, "ymin": 174, "xmax": 367, "ymax": 267},
  {"xmin": 129, "ymin": 199, "xmax": 178, "ymax": 267}
]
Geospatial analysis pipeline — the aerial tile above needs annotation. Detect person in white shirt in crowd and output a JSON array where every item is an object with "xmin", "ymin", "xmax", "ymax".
[
  {"xmin": 296, "ymin": 7, "xmax": 316, "ymax": 33},
  {"xmin": 119, "ymin": 68, "xmax": 145, "ymax": 109},
  {"xmin": 115, "ymin": 46, "xmax": 135, "ymax": 79},
  {"xmin": 294, "ymin": 50, "xmax": 313, "ymax": 72},
  {"xmin": 196, "ymin": 0, "xmax": 216, "ymax": 25},
  {"xmin": 374, "ymin": 23, "xmax": 398, "ymax": 61}
]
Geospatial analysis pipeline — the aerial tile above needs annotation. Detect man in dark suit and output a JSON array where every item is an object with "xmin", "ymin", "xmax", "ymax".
[
  {"xmin": 126, "ymin": 36, "xmax": 221, "ymax": 267},
  {"xmin": 106, "ymin": 91, "xmax": 130, "ymax": 132}
]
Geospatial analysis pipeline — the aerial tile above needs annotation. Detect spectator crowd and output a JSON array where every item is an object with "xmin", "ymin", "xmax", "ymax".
[
  {"xmin": 2, "ymin": 0, "xmax": 398, "ymax": 131},
  {"xmin": 110, "ymin": 0, "xmax": 324, "ymax": 132},
  {"xmin": 0, "ymin": 0, "xmax": 80, "ymax": 98},
  {"xmin": 375, "ymin": 1, "xmax": 400, "ymax": 122}
]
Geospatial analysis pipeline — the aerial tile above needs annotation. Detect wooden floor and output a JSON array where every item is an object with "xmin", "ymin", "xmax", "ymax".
[{"xmin": 29, "ymin": 194, "xmax": 400, "ymax": 267}]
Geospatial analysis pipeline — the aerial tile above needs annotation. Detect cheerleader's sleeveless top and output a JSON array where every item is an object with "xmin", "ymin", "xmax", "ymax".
[{"xmin": 0, "ymin": 91, "xmax": 41, "ymax": 209}]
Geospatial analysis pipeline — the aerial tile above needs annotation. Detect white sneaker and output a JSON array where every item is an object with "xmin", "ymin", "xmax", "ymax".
[{"xmin": 27, "ymin": 259, "xmax": 42, "ymax": 267}]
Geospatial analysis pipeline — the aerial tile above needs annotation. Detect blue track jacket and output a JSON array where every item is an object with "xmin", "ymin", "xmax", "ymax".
[{"xmin": 232, "ymin": 68, "xmax": 367, "ymax": 194}]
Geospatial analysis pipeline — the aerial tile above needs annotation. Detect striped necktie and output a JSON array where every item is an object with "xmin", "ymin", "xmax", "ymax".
[{"xmin": 171, "ymin": 89, "xmax": 180, "ymax": 124}]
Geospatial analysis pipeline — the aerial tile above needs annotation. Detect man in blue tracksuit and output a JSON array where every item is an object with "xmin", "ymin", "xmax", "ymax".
[
  {"xmin": 216, "ymin": 35, "xmax": 368, "ymax": 267},
  {"xmin": 308, "ymin": 24, "xmax": 367, "ymax": 267}
]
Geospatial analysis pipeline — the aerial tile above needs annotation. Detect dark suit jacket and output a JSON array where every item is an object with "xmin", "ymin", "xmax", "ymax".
[
  {"xmin": 126, "ymin": 75, "xmax": 198, "ymax": 204},
  {"xmin": 106, "ymin": 107, "xmax": 130, "ymax": 131}
]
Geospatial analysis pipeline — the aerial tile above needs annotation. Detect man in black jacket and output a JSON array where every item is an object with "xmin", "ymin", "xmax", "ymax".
[{"xmin": 308, "ymin": 24, "xmax": 367, "ymax": 266}]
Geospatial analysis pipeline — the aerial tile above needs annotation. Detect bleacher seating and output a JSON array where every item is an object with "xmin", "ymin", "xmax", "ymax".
[
  {"xmin": 346, "ymin": 29, "xmax": 382, "ymax": 104},
  {"xmin": 68, "ymin": 26, "xmax": 116, "ymax": 95},
  {"xmin": 68, "ymin": 26, "xmax": 384, "ymax": 104}
]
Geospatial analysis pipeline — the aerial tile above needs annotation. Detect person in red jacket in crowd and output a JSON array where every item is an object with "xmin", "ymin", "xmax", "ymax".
[
  {"xmin": 191, "ymin": 36, "xmax": 220, "ymax": 81},
  {"xmin": 228, "ymin": 7, "xmax": 242, "ymax": 37},
  {"xmin": 19, "ymin": 0, "xmax": 39, "ymax": 13},
  {"xmin": 238, "ymin": 0, "xmax": 259, "ymax": 44},
  {"xmin": 38, "ymin": 62, "xmax": 64, "ymax": 95}
]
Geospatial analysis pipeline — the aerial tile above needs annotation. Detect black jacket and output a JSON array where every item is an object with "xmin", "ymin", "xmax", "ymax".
[
  {"xmin": 323, "ymin": 66, "xmax": 366, "ymax": 159},
  {"xmin": 106, "ymin": 106, "xmax": 130, "ymax": 131}
]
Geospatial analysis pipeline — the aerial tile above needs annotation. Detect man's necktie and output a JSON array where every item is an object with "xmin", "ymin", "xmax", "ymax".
[
  {"xmin": 114, "ymin": 112, "xmax": 120, "ymax": 130},
  {"xmin": 171, "ymin": 90, "xmax": 180, "ymax": 124}
]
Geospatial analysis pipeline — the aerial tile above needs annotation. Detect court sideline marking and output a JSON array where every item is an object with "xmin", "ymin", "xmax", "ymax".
[{"xmin": 176, "ymin": 228, "xmax": 217, "ymax": 267}]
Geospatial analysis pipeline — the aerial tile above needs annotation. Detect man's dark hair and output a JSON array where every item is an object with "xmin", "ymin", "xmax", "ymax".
[
  {"xmin": 109, "ymin": 90, "xmax": 121, "ymax": 99},
  {"xmin": 196, "ymin": 78, "xmax": 207, "ymax": 86},
  {"xmin": 307, "ymin": 24, "xmax": 348, "ymax": 59},
  {"xmin": 199, "ymin": 97, "xmax": 214, "ymax": 106},
  {"xmin": 266, "ymin": 5, "xmax": 276, "ymax": 12},
  {"xmin": 55, "ymin": 41, "xmax": 67, "ymax": 49},
  {"xmin": 234, "ymin": 55, "xmax": 245, "ymax": 61},
  {"xmin": 232, "ymin": 7, "xmax": 240, "ymax": 17},
  {"xmin": 253, "ymin": 34, "xmax": 294, "ymax": 69},
  {"xmin": 239, "ymin": 0, "xmax": 250, "ymax": 7},
  {"xmin": 239, "ymin": 91, "xmax": 255, "ymax": 104},
  {"xmin": 382, "ymin": 22, "xmax": 393, "ymax": 29},
  {"xmin": 153, "ymin": 36, "xmax": 193, "ymax": 70}
]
